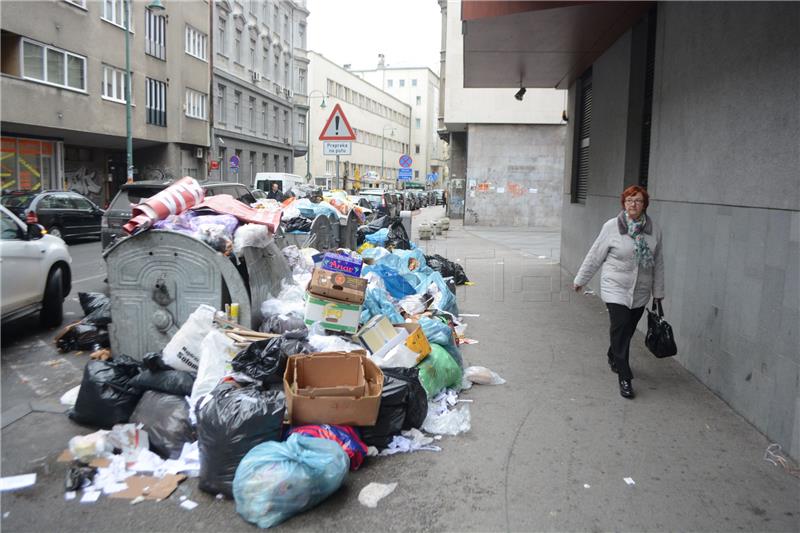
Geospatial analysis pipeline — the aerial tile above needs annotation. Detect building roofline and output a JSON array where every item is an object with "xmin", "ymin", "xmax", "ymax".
[
  {"xmin": 307, "ymin": 51, "xmax": 412, "ymax": 111},
  {"xmin": 351, "ymin": 66, "xmax": 440, "ymax": 81}
]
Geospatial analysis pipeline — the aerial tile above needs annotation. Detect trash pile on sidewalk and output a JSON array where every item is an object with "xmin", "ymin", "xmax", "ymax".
[{"xmin": 55, "ymin": 177, "xmax": 503, "ymax": 528}]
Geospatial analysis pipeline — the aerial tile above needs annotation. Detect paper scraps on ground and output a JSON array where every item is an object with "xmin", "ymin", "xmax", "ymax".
[
  {"xmin": 180, "ymin": 500, "xmax": 199, "ymax": 510},
  {"xmin": 80, "ymin": 490, "xmax": 101, "ymax": 503},
  {"xmin": 0, "ymin": 473, "xmax": 36, "ymax": 492},
  {"xmin": 358, "ymin": 482, "xmax": 398, "ymax": 508},
  {"xmin": 423, "ymin": 391, "xmax": 471, "ymax": 435},
  {"xmin": 459, "ymin": 313, "xmax": 480, "ymax": 318},
  {"xmin": 624, "ymin": 477, "xmax": 636, "ymax": 486},
  {"xmin": 380, "ymin": 429, "xmax": 442, "ymax": 456},
  {"xmin": 457, "ymin": 338, "xmax": 479, "ymax": 346},
  {"xmin": 583, "ymin": 484, "xmax": 591, "ymax": 489},
  {"xmin": 65, "ymin": 491, "xmax": 77, "ymax": 500},
  {"xmin": 108, "ymin": 474, "xmax": 187, "ymax": 501}
]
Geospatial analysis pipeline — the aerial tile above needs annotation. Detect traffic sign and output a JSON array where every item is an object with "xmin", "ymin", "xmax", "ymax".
[
  {"xmin": 399, "ymin": 154, "xmax": 413, "ymax": 168},
  {"xmin": 319, "ymin": 103, "xmax": 356, "ymax": 141},
  {"xmin": 323, "ymin": 141, "xmax": 352, "ymax": 155},
  {"xmin": 398, "ymin": 168, "xmax": 413, "ymax": 181},
  {"xmin": 229, "ymin": 154, "xmax": 240, "ymax": 169},
  {"xmin": 209, "ymin": 160, "xmax": 220, "ymax": 170}
]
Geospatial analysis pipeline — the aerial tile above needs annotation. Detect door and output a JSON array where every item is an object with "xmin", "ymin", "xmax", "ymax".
[
  {"xmin": 0, "ymin": 210, "xmax": 44, "ymax": 312},
  {"xmin": 70, "ymin": 194, "xmax": 101, "ymax": 236}
]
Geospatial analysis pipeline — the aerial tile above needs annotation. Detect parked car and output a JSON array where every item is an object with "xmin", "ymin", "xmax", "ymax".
[
  {"xmin": 347, "ymin": 196, "xmax": 376, "ymax": 222},
  {"xmin": 359, "ymin": 189, "xmax": 400, "ymax": 218},
  {"xmin": 101, "ymin": 180, "xmax": 257, "ymax": 249},
  {"xmin": 1, "ymin": 190, "xmax": 104, "ymax": 242},
  {"xmin": 1, "ymin": 205, "xmax": 72, "ymax": 327},
  {"xmin": 251, "ymin": 188, "xmax": 268, "ymax": 201}
]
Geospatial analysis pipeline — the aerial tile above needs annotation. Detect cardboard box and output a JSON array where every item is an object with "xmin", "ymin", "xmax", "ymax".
[
  {"xmin": 295, "ymin": 353, "xmax": 366, "ymax": 397},
  {"xmin": 396, "ymin": 322, "xmax": 432, "ymax": 361},
  {"xmin": 356, "ymin": 315, "xmax": 398, "ymax": 353},
  {"xmin": 284, "ymin": 351, "xmax": 383, "ymax": 425},
  {"xmin": 321, "ymin": 252, "xmax": 363, "ymax": 277},
  {"xmin": 308, "ymin": 267, "xmax": 367, "ymax": 305},
  {"xmin": 303, "ymin": 292, "xmax": 362, "ymax": 334}
]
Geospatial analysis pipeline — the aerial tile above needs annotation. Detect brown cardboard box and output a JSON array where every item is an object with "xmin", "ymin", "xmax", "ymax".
[
  {"xmin": 295, "ymin": 353, "xmax": 366, "ymax": 397},
  {"xmin": 307, "ymin": 267, "xmax": 367, "ymax": 304},
  {"xmin": 284, "ymin": 351, "xmax": 383, "ymax": 426}
]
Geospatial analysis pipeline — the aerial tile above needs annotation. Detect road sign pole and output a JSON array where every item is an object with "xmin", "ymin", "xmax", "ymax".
[{"xmin": 336, "ymin": 154, "xmax": 340, "ymax": 189}]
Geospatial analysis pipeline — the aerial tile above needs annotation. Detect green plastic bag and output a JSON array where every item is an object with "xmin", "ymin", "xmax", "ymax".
[{"xmin": 415, "ymin": 343, "xmax": 463, "ymax": 398}]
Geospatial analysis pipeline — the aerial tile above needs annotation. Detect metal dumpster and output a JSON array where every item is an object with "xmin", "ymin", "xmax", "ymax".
[
  {"xmin": 104, "ymin": 229, "xmax": 291, "ymax": 359},
  {"xmin": 276, "ymin": 214, "xmax": 336, "ymax": 251},
  {"xmin": 338, "ymin": 210, "xmax": 360, "ymax": 250}
]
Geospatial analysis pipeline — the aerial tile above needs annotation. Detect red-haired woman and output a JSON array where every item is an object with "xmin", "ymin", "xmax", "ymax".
[{"xmin": 572, "ymin": 186, "xmax": 664, "ymax": 399}]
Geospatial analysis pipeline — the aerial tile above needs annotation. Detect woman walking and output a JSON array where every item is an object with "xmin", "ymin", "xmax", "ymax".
[{"xmin": 573, "ymin": 185, "xmax": 664, "ymax": 399}]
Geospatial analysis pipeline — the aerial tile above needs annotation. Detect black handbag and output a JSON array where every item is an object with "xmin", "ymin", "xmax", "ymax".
[{"xmin": 645, "ymin": 299, "xmax": 677, "ymax": 358}]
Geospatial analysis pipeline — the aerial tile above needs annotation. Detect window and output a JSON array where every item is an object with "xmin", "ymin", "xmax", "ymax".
[
  {"xmin": 415, "ymin": 144, "xmax": 420, "ymax": 154},
  {"xmin": 22, "ymin": 40, "xmax": 86, "ymax": 91},
  {"xmin": 415, "ymin": 118, "xmax": 421, "ymax": 129},
  {"xmin": 571, "ymin": 67, "xmax": 592, "ymax": 204},
  {"xmin": 1, "ymin": 211, "xmax": 22, "ymax": 241},
  {"xmin": 185, "ymin": 88, "xmax": 207, "ymax": 120},
  {"xmin": 250, "ymin": 38, "xmax": 256, "ymax": 69},
  {"xmin": 399, "ymin": 79, "xmax": 405, "ymax": 87},
  {"xmin": 234, "ymin": 29, "xmax": 242, "ymax": 63},
  {"xmin": 412, "ymin": 79, "xmax": 417, "ymax": 87},
  {"xmin": 298, "ymin": 24, "xmax": 306, "ymax": 47},
  {"xmin": 249, "ymin": 151, "xmax": 256, "ymax": 179},
  {"xmin": 273, "ymin": 154, "xmax": 279, "ymax": 171},
  {"xmin": 249, "ymin": 97, "xmax": 256, "ymax": 131},
  {"xmin": 233, "ymin": 91, "xmax": 241, "ymax": 126},
  {"xmin": 262, "ymin": 47, "xmax": 269, "ymax": 77},
  {"xmin": 103, "ymin": 0, "xmax": 129, "ymax": 28},
  {"xmin": 415, "ymin": 170, "xmax": 419, "ymax": 178},
  {"xmin": 416, "ymin": 96, "xmax": 421, "ymax": 105},
  {"xmin": 262, "ymin": 153, "xmax": 268, "ymax": 171},
  {"xmin": 185, "ymin": 25, "xmax": 207, "ymax": 61},
  {"xmin": 272, "ymin": 106, "xmax": 279, "ymax": 137},
  {"xmin": 146, "ymin": 78, "xmax": 166, "ymax": 126},
  {"xmin": 299, "ymin": 113, "xmax": 306, "ymax": 142},
  {"xmin": 284, "ymin": 156, "xmax": 289, "ymax": 172},
  {"xmin": 274, "ymin": 52, "xmax": 280, "ymax": 82},
  {"xmin": 262, "ymin": 102, "xmax": 268, "ymax": 134},
  {"xmin": 283, "ymin": 14, "xmax": 289, "ymax": 38},
  {"xmin": 299, "ymin": 68, "xmax": 306, "ymax": 93},
  {"xmin": 284, "ymin": 62, "xmax": 289, "ymax": 89},
  {"xmin": 145, "ymin": 8, "xmax": 166, "ymax": 60},
  {"xmin": 282, "ymin": 110, "xmax": 289, "ymax": 140},
  {"xmin": 387, "ymin": 79, "xmax": 393, "ymax": 88},
  {"xmin": 102, "ymin": 65, "xmax": 128, "ymax": 103},
  {"xmin": 217, "ymin": 16, "xmax": 227, "ymax": 55},
  {"xmin": 217, "ymin": 84, "xmax": 226, "ymax": 122}
]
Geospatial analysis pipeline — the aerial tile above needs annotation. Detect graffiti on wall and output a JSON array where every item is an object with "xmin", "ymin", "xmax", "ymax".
[{"xmin": 65, "ymin": 167, "xmax": 103, "ymax": 203}]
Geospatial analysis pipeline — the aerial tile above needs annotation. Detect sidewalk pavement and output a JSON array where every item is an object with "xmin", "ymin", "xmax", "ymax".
[{"xmin": 1, "ymin": 207, "xmax": 797, "ymax": 532}]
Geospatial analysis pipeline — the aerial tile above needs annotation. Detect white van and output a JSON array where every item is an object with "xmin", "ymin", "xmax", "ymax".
[{"xmin": 252, "ymin": 173, "xmax": 305, "ymax": 196}]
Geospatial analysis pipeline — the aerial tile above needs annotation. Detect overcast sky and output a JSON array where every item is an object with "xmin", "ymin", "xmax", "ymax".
[{"xmin": 306, "ymin": 0, "xmax": 442, "ymax": 73}]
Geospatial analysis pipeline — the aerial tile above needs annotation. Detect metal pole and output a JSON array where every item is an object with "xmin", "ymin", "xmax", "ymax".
[
  {"xmin": 335, "ymin": 154, "xmax": 340, "ymax": 189},
  {"xmin": 306, "ymin": 115, "xmax": 311, "ymax": 181},
  {"xmin": 125, "ymin": 0, "xmax": 133, "ymax": 183},
  {"xmin": 381, "ymin": 135, "xmax": 385, "ymax": 182}
]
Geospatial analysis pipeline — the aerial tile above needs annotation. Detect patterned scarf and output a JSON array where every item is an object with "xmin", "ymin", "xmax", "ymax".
[{"xmin": 625, "ymin": 212, "xmax": 655, "ymax": 267}]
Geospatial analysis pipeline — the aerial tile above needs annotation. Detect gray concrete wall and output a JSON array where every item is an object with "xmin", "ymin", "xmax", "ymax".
[
  {"xmin": 465, "ymin": 124, "xmax": 565, "ymax": 227},
  {"xmin": 560, "ymin": 2, "xmax": 800, "ymax": 458}
]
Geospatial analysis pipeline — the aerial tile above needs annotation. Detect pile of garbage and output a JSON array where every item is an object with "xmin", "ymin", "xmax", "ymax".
[{"xmin": 57, "ymin": 178, "xmax": 501, "ymax": 528}]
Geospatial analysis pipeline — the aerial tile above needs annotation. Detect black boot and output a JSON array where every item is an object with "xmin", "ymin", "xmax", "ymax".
[{"xmin": 619, "ymin": 378, "xmax": 635, "ymax": 399}]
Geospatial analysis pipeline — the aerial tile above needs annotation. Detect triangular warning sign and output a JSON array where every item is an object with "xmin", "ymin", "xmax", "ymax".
[{"xmin": 319, "ymin": 103, "xmax": 356, "ymax": 141}]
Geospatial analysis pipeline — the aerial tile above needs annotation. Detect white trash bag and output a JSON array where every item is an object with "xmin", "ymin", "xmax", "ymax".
[{"xmin": 162, "ymin": 304, "xmax": 216, "ymax": 373}]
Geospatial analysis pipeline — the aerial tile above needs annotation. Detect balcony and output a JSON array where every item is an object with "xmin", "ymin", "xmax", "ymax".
[{"xmin": 293, "ymin": 93, "xmax": 308, "ymax": 107}]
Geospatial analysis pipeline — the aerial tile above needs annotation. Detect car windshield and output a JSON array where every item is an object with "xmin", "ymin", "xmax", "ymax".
[
  {"xmin": 109, "ymin": 187, "xmax": 166, "ymax": 211},
  {"xmin": 360, "ymin": 194, "xmax": 382, "ymax": 207},
  {"xmin": 1, "ymin": 193, "xmax": 35, "ymax": 209}
]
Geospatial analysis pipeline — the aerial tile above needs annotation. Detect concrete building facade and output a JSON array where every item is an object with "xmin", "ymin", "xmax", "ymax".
[
  {"xmin": 295, "ymin": 51, "xmax": 411, "ymax": 191},
  {"xmin": 210, "ymin": 0, "xmax": 309, "ymax": 187},
  {"xmin": 459, "ymin": 1, "xmax": 799, "ymax": 458},
  {"xmin": 353, "ymin": 63, "xmax": 447, "ymax": 189},
  {"xmin": 438, "ymin": 0, "xmax": 567, "ymax": 226},
  {"xmin": 0, "ymin": 0, "xmax": 211, "ymax": 206}
]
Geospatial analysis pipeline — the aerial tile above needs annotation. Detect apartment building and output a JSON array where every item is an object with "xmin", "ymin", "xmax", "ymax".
[
  {"xmin": 0, "ymin": 0, "xmax": 211, "ymax": 206},
  {"xmin": 210, "ymin": 0, "xmax": 309, "ymax": 186}
]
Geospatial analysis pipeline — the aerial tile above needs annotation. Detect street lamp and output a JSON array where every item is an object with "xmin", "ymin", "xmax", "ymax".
[
  {"xmin": 380, "ymin": 125, "xmax": 396, "ymax": 188},
  {"xmin": 305, "ymin": 90, "xmax": 327, "ymax": 182},
  {"xmin": 126, "ymin": 0, "xmax": 165, "ymax": 183}
]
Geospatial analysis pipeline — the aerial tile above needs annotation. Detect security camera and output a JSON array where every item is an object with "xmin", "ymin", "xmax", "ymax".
[
  {"xmin": 217, "ymin": 137, "xmax": 226, "ymax": 146},
  {"xmin": 514, "ymin": 87, "xmax": 526, "ymax": 101}
]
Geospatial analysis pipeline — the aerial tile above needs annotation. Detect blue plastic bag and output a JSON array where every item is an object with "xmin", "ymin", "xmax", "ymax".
[
  {"xmin": 419, "ymin": 316, "xmax": 463, "ymax": 368},
  {"xmin": 360, "ymin": 287, "xmax": 404, "ymax": 324},
  {"xmin": 363, "ymin": 264, "xmax": 416, "ymax": 299},
  {"xmin": 365, "ymin": 227, "xmax": 389, "ymax": 246},
  {"xmin": 233, "ymin": 433, "xmax": 349, "ymax": 529},
  {"xmin": 415, "ymin": 272, "xmax": 459, "ymax": 316}
]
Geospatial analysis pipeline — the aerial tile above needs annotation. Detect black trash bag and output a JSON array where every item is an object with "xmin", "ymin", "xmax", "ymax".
[
  {"xmin": 356, "ymin": 215, "xmax": 391, "ymax": 245},
  {"xmin": 69, "ymin": 354, "xmax": 143, "ymax": 428},
  {"xmin": 142, "ymin": 352, "xmax": 173, "ymax": 372},
  {"xmin": 425, "ymin": 254, "xmax": 469, "ymax": 285},
  {"xmin": 385, "ymin": 220, "xmax": 411, "ymax": 250},
  {"xmin": 358, "ymin": 367, "xmax": 428, "ymax": 448},
  {"xmin": 258, "ymin": 313, "xmax": 308, "ymax": 336},
  {"xmin": 65, "ymin": 461, "xmax": 97, "ymax": 491},
  {"xmin": 196, "ymin": 382, "xmax": 286, "ymax": 498},
  {"xmin": 130, "ymin": 391, "xmax": 196, "ymax": 459},
  {"xmin": 78, "ymin": 292, "xmax": 109, "ymax": 317},
  {"xmin": 128, "ymin": 367, "xmax": 195, "ymax": 397},
  {"xmin": 231, "ymin": 332, "xmax": 311, "ymax": 386},
  {"xmin": 284, "ymin": 216, "xmax": 313, "ymax": 232},
  {"xmin": 56, "ymin": 323, "xmax": 110, "ymax": 352}
]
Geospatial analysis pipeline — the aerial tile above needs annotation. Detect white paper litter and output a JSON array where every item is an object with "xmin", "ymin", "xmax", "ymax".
[
  {"xmin": 0, "ymin": 473, "xmax": 36, "ymax": 492},
  {"xmin": 129, "ymin": 449, "xmax": 166, "ymax": 474},
  {"xmin": 422, "ymin": 396, "xmax": 471, "ymax": 436},
  {"xmin": 463, "ymin": 366, "xmax": 506, "ymax": 386},
  {"xmin": 380, "ymin": 429, "xmax": 442, "ymax": 456},
  {"xmin": 59, "ymin": 385, "xmax": 81, "ymax": 407},
  {"xmin": 65, "ymin": 491, "xmax": 77, "ymax": 501},
  {"xmin": 583, "ymin": 484, "xmax": 591, "ymax": 489},
  {"xmin": 358, "ymin": 482, "xmax": 398, "ymax": 508},
  {"xmin": 459, "ymin": 313, "xmax": 480, "ymax": 318},
  {"xmin": 624, "ymin": 477, "xmax": 636, "ymax": 486},
  {"xmin": 102, "ymin": 482, "xmax": 129, "ymax": 495},
  {"xmin": 180, "ymin": 500, "xmax": 199, "ymax": 510},
  {"xmin": 2, "ymin": 512, "xmax": 9, "ymax": 518},
  {"xmin": 80, "ymin": 490, "xmax": 101, "ymax": 503},
  {"xmin": 162, "ymin": 442, "xmax": 201, "ymax": 477}
]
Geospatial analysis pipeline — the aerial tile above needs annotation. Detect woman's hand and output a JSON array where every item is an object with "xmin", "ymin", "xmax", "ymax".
[{"xmin": 573, "ymin": 284, "xmax": 582, "ymax": 292}]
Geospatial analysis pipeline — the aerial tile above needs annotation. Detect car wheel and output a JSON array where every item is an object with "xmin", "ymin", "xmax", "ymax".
[
  {"xmin": 48, "ymin": 225, "xmax": 63, "ymax": 239},
  {"xmin": 40, "ymin": 267, "xmax": 64, "ymax": 328}
]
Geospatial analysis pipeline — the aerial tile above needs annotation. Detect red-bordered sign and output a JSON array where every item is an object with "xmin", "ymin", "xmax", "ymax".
[{"xmin": 319, "ymin": 103, "xmax": 356, "ymax": 141}]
